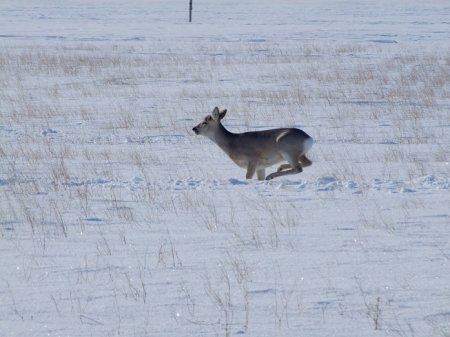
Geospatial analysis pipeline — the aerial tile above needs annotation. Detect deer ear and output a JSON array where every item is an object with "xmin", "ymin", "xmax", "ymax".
[
  {"xmin": 212, "ymin": 107, "xmax": 220, "ymax": 120},
  {"xmin": 219, "ymin": 109, "xmax": 227, "ymax": 120}
]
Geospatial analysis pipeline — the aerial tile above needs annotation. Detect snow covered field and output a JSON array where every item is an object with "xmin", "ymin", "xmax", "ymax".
[{"xmin": 0, "ymin": 1, "xmax": 449, "ymax": 336}]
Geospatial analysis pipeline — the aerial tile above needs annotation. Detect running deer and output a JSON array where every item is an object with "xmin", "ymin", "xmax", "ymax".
[{"xmin": 192, "ymin": 107, "xmax": 314, "ymax": 180}]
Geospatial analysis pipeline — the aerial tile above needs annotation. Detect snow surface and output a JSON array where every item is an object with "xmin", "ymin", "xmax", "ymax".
[{"xmin": 0, "ymin": 0, "xmax": 449, "ymax": 336}]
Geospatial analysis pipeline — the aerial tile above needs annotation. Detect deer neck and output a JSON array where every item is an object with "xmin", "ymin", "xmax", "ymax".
[{"xmin": 210, "ymin": 123, "xmax": 237, "ymax": 154}]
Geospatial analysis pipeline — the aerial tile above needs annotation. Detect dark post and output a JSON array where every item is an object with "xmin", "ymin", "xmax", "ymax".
[{"xmin": 189, "ymin": 0, "xmax": 193, "ymax": 22}]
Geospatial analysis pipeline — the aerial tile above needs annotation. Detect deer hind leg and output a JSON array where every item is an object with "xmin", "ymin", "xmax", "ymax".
[
  {"xmin": 266, "ymin": 164, "xmax": 302, "ymax": 180},
  {"xmin": 299, "ymin": 154, "xmax": 312, "ymax": 167},
  {"xmin": 277, "ymin": 164, "xmax": 291, "ymax": 172},
  {"xmin": 266, "ymin": 153, "xmax": 302, "ymax": 180},
  {"xmin": 277, "ymin": 154, "xmax": 312, "ymax": 172}
]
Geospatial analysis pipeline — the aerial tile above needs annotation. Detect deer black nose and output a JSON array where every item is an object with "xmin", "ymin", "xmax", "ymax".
[{"xmin": 192, "ymin": 127, "xmax": 198, "ymax": 134}]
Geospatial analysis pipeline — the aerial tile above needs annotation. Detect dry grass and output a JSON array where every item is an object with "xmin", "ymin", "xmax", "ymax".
[{"xmin": 0, "ymin": 41, "xmax": 449, "ymax": 337}]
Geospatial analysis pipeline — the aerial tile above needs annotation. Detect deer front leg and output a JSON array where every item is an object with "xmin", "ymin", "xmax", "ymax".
[
  {"xmin": 256, "ymin": 169, "xmax": 266, "ymax": 180},
  {"xmin": 246, "ymin": 162, "xmax": 256, "ymax": 179}
]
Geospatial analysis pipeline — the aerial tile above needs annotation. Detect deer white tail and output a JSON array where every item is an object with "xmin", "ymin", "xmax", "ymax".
[{"xmin": 303, "ymin": 136, "xmax": 314, "ymax": 153}]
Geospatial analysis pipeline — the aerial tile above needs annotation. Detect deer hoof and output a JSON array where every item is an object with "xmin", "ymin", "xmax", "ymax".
[{"xmin": 265, "ymin": 173, "xmax": 276, "ymax": 180}]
